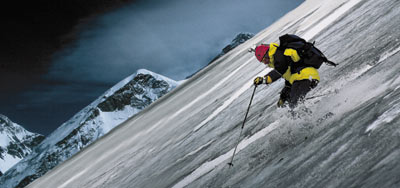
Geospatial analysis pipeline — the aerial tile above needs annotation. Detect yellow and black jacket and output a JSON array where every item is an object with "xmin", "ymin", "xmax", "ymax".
[{"xmin": 265, "ymin": 43, "xmax": 320, "ymax": 84}]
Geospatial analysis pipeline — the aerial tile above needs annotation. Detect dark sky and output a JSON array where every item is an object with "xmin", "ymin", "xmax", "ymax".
[{"xmin": 0, "ymin": 0, "xmax": 303, "ymax": 136}]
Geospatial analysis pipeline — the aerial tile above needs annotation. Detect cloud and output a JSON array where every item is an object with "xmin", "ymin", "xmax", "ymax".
[{"xmin": 46, "ymin": 0, "xmax": 302, "ymax": 83}]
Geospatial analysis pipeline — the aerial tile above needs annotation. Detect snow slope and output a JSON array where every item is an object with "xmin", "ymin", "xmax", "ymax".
[{"xmin": 27, "ymin": 0, "xmax": 400, "ymax": 187}]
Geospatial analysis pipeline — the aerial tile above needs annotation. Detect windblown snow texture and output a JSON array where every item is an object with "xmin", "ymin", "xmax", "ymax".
[
  {"xmin": 0, "ymin": 69, "xmax": 178, "ymax": 188},
  {"xmin": 0, "ymin": 115, "xmax": 44, "ymax": 175},
  {"xmin": 17, "ymin": 0, "xmax": 400, "ymax": 187}
]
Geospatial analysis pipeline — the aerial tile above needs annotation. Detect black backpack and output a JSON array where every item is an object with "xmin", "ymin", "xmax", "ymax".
[{"xmin": 278, "ymin": 34, "xmax": 337, "ymax": 69}]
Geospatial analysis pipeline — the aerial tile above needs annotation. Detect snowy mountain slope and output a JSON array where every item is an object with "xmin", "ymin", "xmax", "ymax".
[
  {"xmin": 26, "ymin": 0, "xmax": 400, "ymax": 187},
  {"xmin": 0, "ymin": 115, "xmax": 44, "ymax": 175},
  {"xmin": 0, "ymin": 69, "xmax": 178, "ymax": 187}
]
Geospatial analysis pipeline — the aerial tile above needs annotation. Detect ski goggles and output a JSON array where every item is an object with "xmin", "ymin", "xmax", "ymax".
[{"xmin": 261, "ymin": 55, "xmax": 270, "ymax": 64}]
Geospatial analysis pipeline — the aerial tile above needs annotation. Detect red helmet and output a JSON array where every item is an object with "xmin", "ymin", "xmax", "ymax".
[{"xmin": 255, "ymin": 44, "xmax": 270, "ymax": 62}]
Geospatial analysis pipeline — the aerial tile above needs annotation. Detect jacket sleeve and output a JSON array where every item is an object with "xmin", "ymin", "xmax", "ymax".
[{"xmin": 264, "ymin": 69, "xmax": 281, "ymax": 84}]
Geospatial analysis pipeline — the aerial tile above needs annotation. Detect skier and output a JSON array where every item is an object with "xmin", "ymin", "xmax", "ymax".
[{"xmin": 252, "ymin": 37, "xmax": 320, "ymax": 108}]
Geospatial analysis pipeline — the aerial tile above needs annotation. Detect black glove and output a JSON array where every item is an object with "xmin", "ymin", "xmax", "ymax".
[{"xmin": 253, "ymin": 77, "xmax": 264, "ymax": 86}]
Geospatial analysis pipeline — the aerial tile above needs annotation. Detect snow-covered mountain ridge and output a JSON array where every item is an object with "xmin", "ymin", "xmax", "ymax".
[
  {"xmin": 0, "ymin": 115, "xmax": 44, "ymax": 175},
  {"xmin": 16, "ymin": 0, "xmax": 400, "ymax": 187},
  {"xmin": 0, "ymin": 69, "xmax": 179, "ymax": 187}
]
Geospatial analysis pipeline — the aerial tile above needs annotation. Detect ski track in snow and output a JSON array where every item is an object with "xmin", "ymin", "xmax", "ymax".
[
  {"xmin": 193, "ymin": 68, "xmax": 271, "ymax": 132},
  {"xmin": 378, "ymin": 46, "xmax": 400, "ymax": 63},
  {"xmin": 176, "ymin": 140, "xmax": 214, "ymax": 163},
  {"xmin": 58, "ymin": 169, "xmax": 87, "ymax": 188},
  {"xmin": 366, "ymin": 103, "xmax": 400, "ymax": 132},
  {"xmin": 302, "ymin": 0, "xmax": 362, "ymax": 40},
  {"xmin": 320, "ymin": 143, "xmax": 349, "ymax": 167},
  {"xmin": 172, "ymin": 121, "xmax": 281, "ymax": 188}
]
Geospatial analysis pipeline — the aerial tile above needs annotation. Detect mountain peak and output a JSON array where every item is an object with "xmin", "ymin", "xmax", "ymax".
[
  {"xmin": 136, "ymin": 68, "xmax": 154, "ymax": 75},
  {"xmin": 0, "ymin": 114, "xmax": 12, "ymax": 127},
  {"xmin": 137, "ymin": 69, "xmax": 179, "ymax": 86},
  {"xmin": 0, "ymin": 115, "xmax": 44, "ymax": 175},
  {"xmin": 103, "ymin": 69, "xmax": 178, "ymax": 99}
]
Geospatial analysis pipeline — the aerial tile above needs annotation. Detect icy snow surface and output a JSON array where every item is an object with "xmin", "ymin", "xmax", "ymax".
[
  {"xmin": 301, "ymin": 0, "xmax": 363, "ymax": 40},
  {"xmin": 27, "ymin": 0, "xmax": 400, "ymax": 188},
  {"xmin": 173, "ymin": 121, "xmax": 281, "ymax": 188},
  {"xmin": 194, "ymin": 67, "xmax": 271, "ymax": 132},
  {"xmin": 0, "ymin": 154, "xmax": 22, "ymax": 174},
  {"xmin": 0, "ymin": 134, "xmax": 11, "ymax": 147}
]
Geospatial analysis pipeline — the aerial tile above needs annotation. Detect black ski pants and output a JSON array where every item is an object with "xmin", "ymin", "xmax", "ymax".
[{"xmin": 279, "ymin": 79, "xmax": 318, "ymax": 108}]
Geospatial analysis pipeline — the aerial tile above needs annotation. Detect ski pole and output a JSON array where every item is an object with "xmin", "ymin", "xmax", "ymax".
[
  {"xmin": 305, "ymin": 93, "xmax": 329, "ymax": 100},
  {"xmin": 228, "ymin": 85, "xmax": 257, "ymax": 167},
  {"xmin": 305, "ymin": 89, "xmax": 339, "ymax": 100}
]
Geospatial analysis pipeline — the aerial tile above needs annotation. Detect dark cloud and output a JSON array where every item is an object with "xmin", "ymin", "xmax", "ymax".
[
  {"xmin": 47, "ymin": 0, "xmax": 303, "ymax": 82},
  {"xmin": 0, "ymin": 0, "xmax": 135, "ymax": 73}
]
